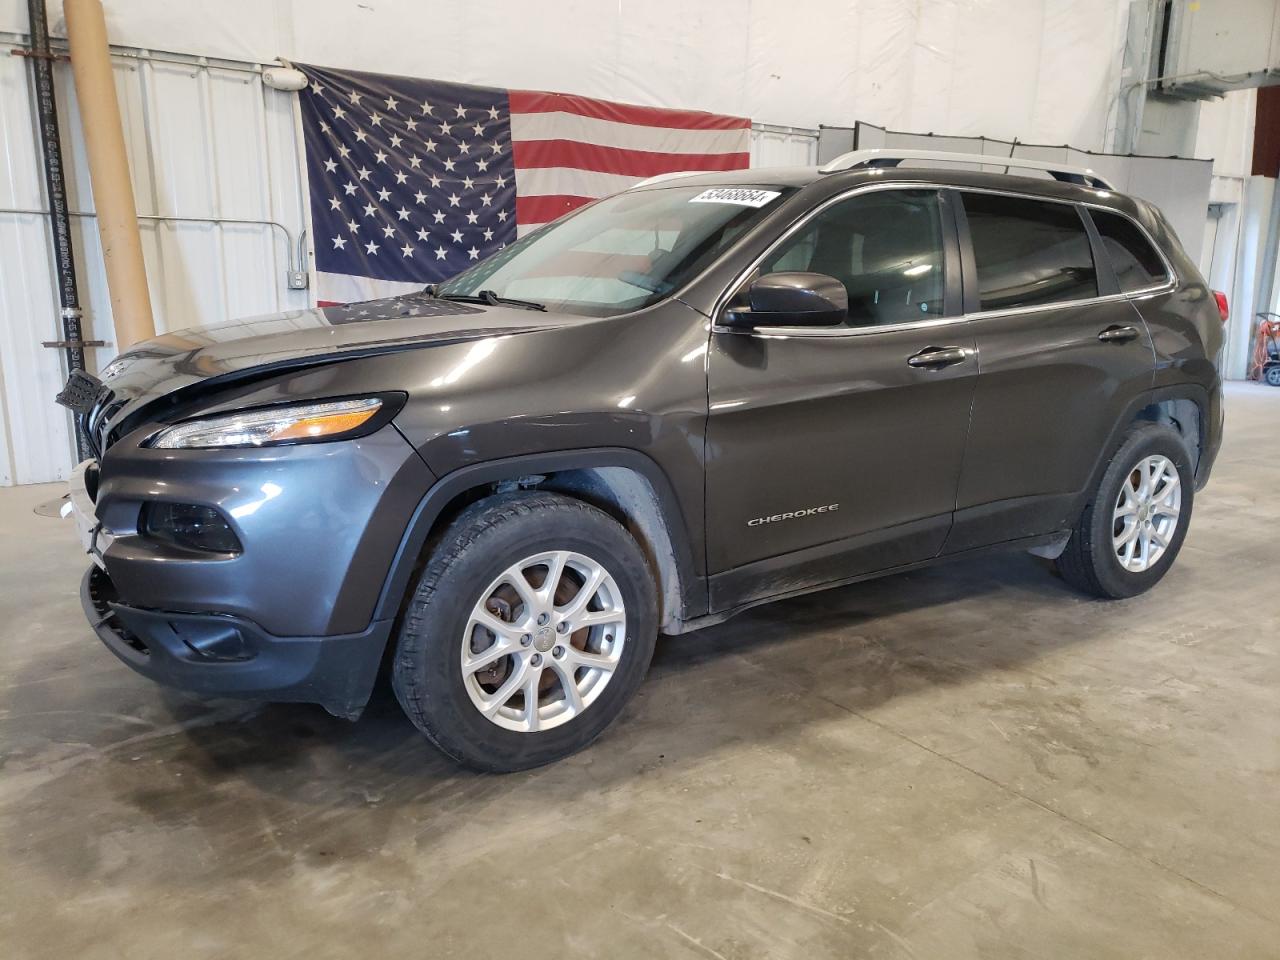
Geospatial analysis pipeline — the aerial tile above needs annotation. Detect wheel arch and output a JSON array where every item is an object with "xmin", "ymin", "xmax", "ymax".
[{"xmin": 372, "ymin": 449, "xmax": 706, "ymax": 633}]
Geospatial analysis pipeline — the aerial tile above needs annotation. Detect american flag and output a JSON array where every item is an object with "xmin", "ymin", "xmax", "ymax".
[{"xmin": 296, "ymin": 63, "xmax": 751, "ymax": 305}]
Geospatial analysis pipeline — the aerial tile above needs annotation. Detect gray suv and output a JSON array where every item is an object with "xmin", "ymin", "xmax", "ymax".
[{"xmin": 59, "ymin": 150, "xmax": 1224, "ymax": 771}]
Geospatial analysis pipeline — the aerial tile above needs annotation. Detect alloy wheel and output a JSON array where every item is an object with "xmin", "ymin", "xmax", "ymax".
[
  {"xmin": 1112, "ymin": 454, "xmax": 1181, "ymax": 573},
  {"xmin": 461, "ymin": 550, "xmax": 627, "ymax": 732}
]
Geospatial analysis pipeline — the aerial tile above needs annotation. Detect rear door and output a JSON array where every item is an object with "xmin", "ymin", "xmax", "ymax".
[
  {"xmin": 946, "ymin": 190, "xmax": 1157, "ymax": 552},
  {"xmin": 704, "ymin": 187, "xmax": 978, "ymax": 610}
]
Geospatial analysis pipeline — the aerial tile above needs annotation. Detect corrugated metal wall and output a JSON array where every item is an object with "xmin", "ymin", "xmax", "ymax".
[{"xmin": 0, "ymin": 36, "xmax": 309, "ymax": 485}]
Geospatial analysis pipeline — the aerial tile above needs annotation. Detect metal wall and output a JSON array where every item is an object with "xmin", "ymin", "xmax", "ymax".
[{"xmin": 0, "ymin": 35, "xmax": 309, "ymax": 485}]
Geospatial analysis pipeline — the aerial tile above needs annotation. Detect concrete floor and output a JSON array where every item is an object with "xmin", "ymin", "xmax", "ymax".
[{"xmin": 2, "ymin": 383, "xmax": 1278, "ymax": 959}]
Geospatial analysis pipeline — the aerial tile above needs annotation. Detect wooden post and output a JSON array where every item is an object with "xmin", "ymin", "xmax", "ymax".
[{"xmin": 64, "ymin": 0, "xmax": 156, "ymax": 348}]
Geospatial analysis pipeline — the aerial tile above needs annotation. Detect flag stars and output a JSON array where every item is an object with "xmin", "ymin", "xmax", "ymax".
[
  {"xmin": 476, "ymin": 158, "xmax": 490, "ymax": 172},
  {"xmin": 497, "ymin": 209, "xmax": 509, "ymax": 222},
  {"xmin": 416, "ymin": 227, "xmax": 430, "ymax": 241},
  {"xmin": 423, "ymin": 139, "xmax": 437, "ymax": 154},
  {"xmin": 480, "ymin": 193, "xmax": 492, "ymax": 206},
  {"xmin": 447, "ymin": 193, "xmax": 461, "ymax": 207},
  {"xmin": 401, "ymin": 242, "xmax": 414, "ymax": 257},
  {"xmin": 450, "ymin": 229, "xmax": 464, "ymax": 243},
  {"xmin": 462, "ymin": 175, "xmax": 475, "ymax": 190},
  {"xmin": 421, "ymin": 101, "xmax": 435, "ymax": 116},
  {"xmin": 465, "ymin": 210, "xmax": 479, "ymax": 224},
  {"xmin": 365, "ymin": 240, "xmax": 379, "ymax": 255},
  {"xmin": 389, "ymin": 133, "xmax": 403, "ymax": 149},
  {"xmin": 487, "ymin": 105, "xmax": 499, "ymax": 120},
  {"xmin": 374, "ymin": 149, "xmax": 388, "ymax": 165},
  {"xmin": 494, "ymin": 174, "xmax": 508, "ymax": 188},
  {"xmin": 409, "ymin": 154, "xmax": 423, "ymax": 169},
  {"xmin": 354, "ymin": 128, "xmax": 368, "ymax": 143},
  {"xmin": 414, "ymin": 190, "xmax": 427, "ymax": 204},
  {"xmin": 332, "ymin": 104, "xmax": 346, "ymax": 120},
  {"xmin": 362, "ymin": 202, "xmax": 377, "ymax": 218},
  {"xmin": 343, "ymin": 181, "xmax": 358, "ymax": 195},
  {"xmin": 384, "ymin": 95, "xmax": 399, "ymax": 112},
  {"xmin": 377, "ymin": 187, "xmax": 392, "ymax": 202},
  {"xmin": 483, "ymin": 227, "xmax": 494, "ymax": 241},
  {"xmin": 319, "ymin": 120, "xmax": 331, "ymax": 135},
  {"xmin": 347, "ymin": 219, "xmax": 360, "ymax": 234},
  {"xmin": 467, "ymin": 246, "xmax": 479, "ymax": 260},
  {"xmin": 458, "ymin": 141, "xmax": 470, "ymax": 155},
  {"xmin": 332, "ymin": 235, "xmax": 347, "ymax": 249},
  {"xmin": 405, "ymin": 117, "xmax": 418, "ymax": 131},
  {"xmin": 323, "ymin": 157, "xmax": 337, "ymax": 173},
  {"xmin": 432, "ymin": 210, "xmax": 446, "ymax": 224},
  {"xmin": 357, "ymin": 166, "xmax": 372, "ymax": 180},
  {"xmin": 396, "ymin": 206, "xmax": 411, "ymax": 221},
  {"xmin": 435, "ymin": 246, "xmax": 448, "ymax": 260},
  {"xmin": 338, "ymin": 144, "xmax": 352, "ymax": 159},
  {"xmin": 382, "ymin": 224, "xmax": 395, "ymax": 238},
  {"xmin": 471, "ymin": 121, "xmax": 484, "ymax": 137},
  {"xmin": 370, "ymin": 113, "xmax": 383, "ymax": 127},
  {"xmin": 443, "ymin": 157, "xmax": 456, "ymax": 172},
  {"xmin": 429, "ymin": 174, "xmax": 443, "ymax": 188},
  {"xmin": 454, "ymin": 103, "xmax": 467, "ymax": 118},
  {"xmin": 394, "ymin": 170, "xmax": 408, "ymax": 185},
  {"xmin": 490, "ymin": 141, "xmax": 502, "ymax": 155},
  {"xmin": 328, "ymin": 196, "xmax": 342, "ymax": 211},
  {"xmin": 348, "ymin": 90, "xmax": 362, "ymax": 105}
]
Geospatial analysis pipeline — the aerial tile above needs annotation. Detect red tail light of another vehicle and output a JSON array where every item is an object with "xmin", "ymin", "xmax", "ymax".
[{"xmin": 1213, "ymin": 290, "xmax": 1229, "ymax": 323}]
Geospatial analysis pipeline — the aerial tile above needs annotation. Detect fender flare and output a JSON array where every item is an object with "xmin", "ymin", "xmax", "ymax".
[
  {"xmin": 1077, "ymin": 382, "xmax": 1215, "ymax": 513},
  {"xmin": 370, "ymin": 447, "xmax": 706, "ymax": 625}
]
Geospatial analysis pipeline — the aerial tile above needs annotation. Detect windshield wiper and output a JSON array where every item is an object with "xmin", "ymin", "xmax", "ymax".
[{"xmin": 433, "ymin": 289, "xmax": 547, "ymax": 312}]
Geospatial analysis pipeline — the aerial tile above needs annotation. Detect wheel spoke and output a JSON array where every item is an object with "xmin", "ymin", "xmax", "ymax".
[
  {"xmin": 480, "ymin": 657, "xmax": 529, "ymax": 716},
  {"xmin": 576, "ymin": 608, "xmax": 625, "ymax": 631},
  {"xmin": 471, "ymin": 608, "xmax": 521, "ymax": 643},
  {"xmin": 502, "ymin": 567, "xmax": 538, "ymax": 616},
  {"xmin": 522, "ymin": 671, "xmax": 541, "ymax": 732},
  {"xmin": 550, "ymin": 661, "xmax": 584, "ymax": 715},
  {"xmin": 1114, "ymin": 518, "xmax": 1139, "ymax": 548},
  {"xmin": 463, "ymin": 637, "xmax": 520, "ymax": 675},
  {"xmin": 1150, "ymin": 526, "xmax": 1170, "ymax": 549},
  {"xmin": 558, "ymin": 564, "xmax": 605, "ymax": 619},
  {"xmin": 536, "ymin": 550, "xmax": 569, "ymax": 606},
  {"xmin": 567, "ymin": 647, "xmax": 620, "ymax": 673},
  {"xmin": 1153, "ymin": 472, "xmax": 1180, "ymax": 504}
]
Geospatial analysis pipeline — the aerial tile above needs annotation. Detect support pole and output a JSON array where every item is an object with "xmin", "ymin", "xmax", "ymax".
[
  {"xmin": 64, "ymin": 0, "xmax": 155, "ymax": 349},
  {"xmin": 26, "ymin": 0, "xmax": 91, "ymax": 461}
]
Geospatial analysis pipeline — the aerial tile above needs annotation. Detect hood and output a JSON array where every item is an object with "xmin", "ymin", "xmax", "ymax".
[{"xmin": 87, "ymin": 293, "xmax": 587, "ymax": 450}]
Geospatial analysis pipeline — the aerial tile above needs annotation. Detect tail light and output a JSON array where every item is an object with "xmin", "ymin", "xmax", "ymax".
[{"xmin": 1212, "ymin": 290, "xmax": 1229, "ymax": 323}]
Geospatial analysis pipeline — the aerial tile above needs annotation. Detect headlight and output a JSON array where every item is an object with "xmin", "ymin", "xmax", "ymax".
[{"xmin": 149, "ymin": 397, "xmax": 384, "ymax": 450}]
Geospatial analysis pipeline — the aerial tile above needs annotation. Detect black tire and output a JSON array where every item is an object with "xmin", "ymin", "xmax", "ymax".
[
  {"xmin": 1265, "ymin": 365, "xmax": 1280, "ymax": 387},
  {"xmin": 391, "ymin": 491, "xmax": 658, "ymax": 772},
  {"xmin": 1056, "ymin": 422, "xmax": 1194, "ymax": 599}
]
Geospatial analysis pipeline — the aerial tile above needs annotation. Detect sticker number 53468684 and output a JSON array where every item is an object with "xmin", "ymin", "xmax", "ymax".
[{"xmin": 688, "ymin": 187, "xmax": 782, "ymax": 207}]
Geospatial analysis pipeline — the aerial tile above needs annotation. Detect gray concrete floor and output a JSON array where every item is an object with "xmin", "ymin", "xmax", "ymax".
[{"xmin": 2, "ymin": 383, "xmax": 1278, "ymax": 959}]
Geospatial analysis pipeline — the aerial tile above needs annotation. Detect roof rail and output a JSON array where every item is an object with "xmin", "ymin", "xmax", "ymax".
[{"xmin": 818, "ymin": 148, "xmax": 1115, "ymax": 190}]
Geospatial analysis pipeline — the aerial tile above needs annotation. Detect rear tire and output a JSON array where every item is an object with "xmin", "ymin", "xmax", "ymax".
[
  {"xmin": 1056, "ymin": 422, "xmax": 1194, "ymax": 599},
  {"xmin": 1265, "ymin": 365, "xmax": 1280, "ymax": 387},
  {"xmin": 391, "ymin": 492, "xmax": 657, "ymax": 772}
]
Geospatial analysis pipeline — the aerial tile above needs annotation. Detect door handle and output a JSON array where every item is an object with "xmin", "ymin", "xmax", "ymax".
[
  {"xmin": 907, "ymin": 346, "xmax": 969, "ymax": 368},
  {"xmin": 1097, "ymin": 325, "xmax": 1140, "ymax": 343}
]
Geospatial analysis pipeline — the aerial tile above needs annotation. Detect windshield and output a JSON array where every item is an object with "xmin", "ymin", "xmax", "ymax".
[{"xmin": 435, "ymin": 184, "xmax": 792, "ymax": 316}]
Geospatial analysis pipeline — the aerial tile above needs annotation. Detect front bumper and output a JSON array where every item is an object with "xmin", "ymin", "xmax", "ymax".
[{"xmin": 82, "ymin": 565, "xmax": 392, "ymax": 719}]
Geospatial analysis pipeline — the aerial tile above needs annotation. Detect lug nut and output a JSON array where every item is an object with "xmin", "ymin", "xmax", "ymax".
[
  {"xmin": 556, "ymin": 621, "xmax": 569, "ymax": 634},
  {"xmin": 537, "ymin": 612, "xmax": 549, "ymax": 626},
  {"xmin": 531, "ymin": 653, "xmax": 543, "ymax": 666},
  {"xmin": 552, "ymin": 645, "xmax": 565, "ymax": 659},
  {"xmin": 520, "ymin": 634, "xmax": 532, "ymax": 646}
]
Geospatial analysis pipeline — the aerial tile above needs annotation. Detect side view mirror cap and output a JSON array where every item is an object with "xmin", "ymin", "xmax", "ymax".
[{"xmin": 724, "ymin": 272, "xmax": 849, "ymax": 328}]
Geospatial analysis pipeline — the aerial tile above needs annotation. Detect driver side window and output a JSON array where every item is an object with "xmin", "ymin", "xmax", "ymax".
[{"xmin": 759, "ymin": 189, "xmax": 946, "ymax": 328}]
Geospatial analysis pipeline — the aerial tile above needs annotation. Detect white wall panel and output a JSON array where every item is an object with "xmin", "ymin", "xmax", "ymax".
[
  {"xmin": 3, "ymin": 1, "xmax": 1131, "ymax": 147},
  {"xmin": 0, "ymin": 40, "xmax": 309, "ymax": 484}
]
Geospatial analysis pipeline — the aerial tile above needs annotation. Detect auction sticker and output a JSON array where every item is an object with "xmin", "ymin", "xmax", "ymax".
[{"xmin": 688, "ymin": 187, "xmax": 781, "ymax": 207}]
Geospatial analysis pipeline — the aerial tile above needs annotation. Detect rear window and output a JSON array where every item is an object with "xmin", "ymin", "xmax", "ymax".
[
  {"xmin": 962, "ymin": 193, "xmax": 1099, "ymax": 311},
  {"xmin": 1090, "ymin": 209, "xmax": 1169, "ymax": 292}
]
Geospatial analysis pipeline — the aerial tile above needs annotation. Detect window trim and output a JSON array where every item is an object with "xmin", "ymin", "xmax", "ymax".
[
  {"xmin": 1082, "ymin": 204, "xmax": 1174, "ymax": 296},
  {"xmin": 712, "ymin": 181, "xmax": 1176, "ymax": 339}
]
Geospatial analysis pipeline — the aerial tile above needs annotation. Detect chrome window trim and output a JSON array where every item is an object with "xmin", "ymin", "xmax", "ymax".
[{"xmin": 712, "ymin": 180, "xmax": 1176, "ymax": 340}]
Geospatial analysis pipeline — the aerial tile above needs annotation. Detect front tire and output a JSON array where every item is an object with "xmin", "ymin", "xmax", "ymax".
[
  {"xmin": 1056, "ymin": 422, "xmax": 1194, "ymax": 599},
  {"xmin": 391, "ymin": 492, "xmax": 657, "ymax": 772}
]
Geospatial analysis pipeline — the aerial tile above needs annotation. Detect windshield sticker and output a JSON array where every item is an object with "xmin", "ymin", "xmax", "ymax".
[{"xmin": 688, "ymin": 187, "xmax": 781, "ymax": 208}]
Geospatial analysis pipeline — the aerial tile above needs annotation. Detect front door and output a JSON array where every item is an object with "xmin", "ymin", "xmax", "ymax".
[{"xmin": 704, "ymin": 187, "xmax": 978, "ymax": 611}]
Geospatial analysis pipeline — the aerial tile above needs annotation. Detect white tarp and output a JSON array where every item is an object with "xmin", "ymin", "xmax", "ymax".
[{"xmin": 2, "ymin": 0, "xmax": 1131, "ymax": 150}]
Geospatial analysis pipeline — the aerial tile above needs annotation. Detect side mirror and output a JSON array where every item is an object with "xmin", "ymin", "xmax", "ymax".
[{"xmin": 724, "ymin": 272, "xmax": 848, "ymax": 328}]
